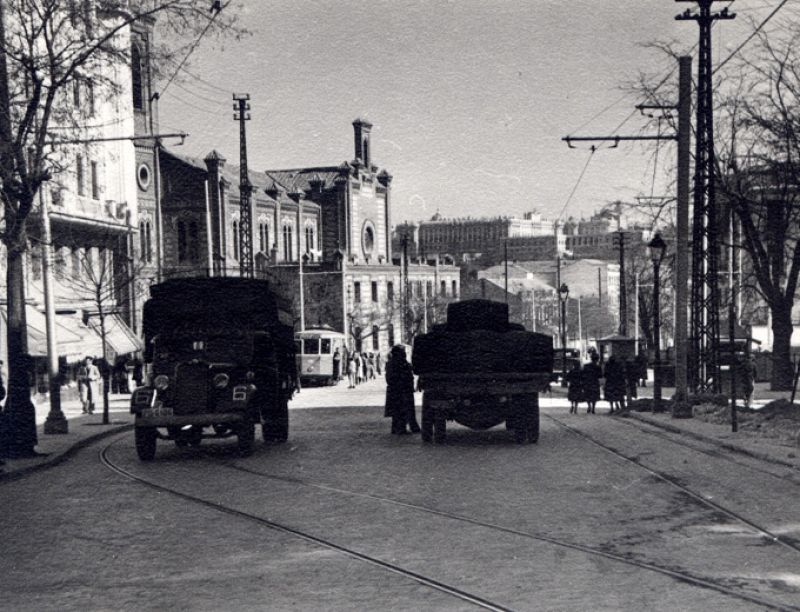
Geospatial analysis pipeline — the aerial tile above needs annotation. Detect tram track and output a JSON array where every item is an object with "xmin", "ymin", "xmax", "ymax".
[
  {"xmin": 99, "ymin": 431, "xmax": 800, "ymax": 611},
  {"xmin": 543, "ymin": 413, "xmax": 800, "ymax": 557},
  {"xmin": 98, "ymin": 439, "xmax": 512, "ymax": 612}
]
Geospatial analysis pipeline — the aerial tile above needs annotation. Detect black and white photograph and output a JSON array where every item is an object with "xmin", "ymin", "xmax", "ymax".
[{"xmin": 2, "ymin": 1, "xmax": 800, "ymax": 609}]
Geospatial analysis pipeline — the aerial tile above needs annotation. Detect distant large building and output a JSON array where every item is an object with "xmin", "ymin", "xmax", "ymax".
[{"xmin": 393, "ymin": 210, "xmax": 559, "ymax": 263}]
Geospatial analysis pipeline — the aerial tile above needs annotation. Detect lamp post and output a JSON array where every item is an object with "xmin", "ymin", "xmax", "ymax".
[
  {"xmin": 559, "ymin": 283, "xmax": 569, "ymax": 386},
  {"xmin": 648, "ymin": 233, "xmax": 667, "ymax": 412}
]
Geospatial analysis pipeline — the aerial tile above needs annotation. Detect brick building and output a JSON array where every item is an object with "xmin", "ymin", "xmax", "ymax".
[{"xmin": 158, "ymin": 119, "xmax": 458, "ymax": 353}]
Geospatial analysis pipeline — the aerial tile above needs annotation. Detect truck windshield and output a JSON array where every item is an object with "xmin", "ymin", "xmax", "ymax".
[{"xmin": 155, "ymin": 332, "xmax": 253, "ymax": 364}]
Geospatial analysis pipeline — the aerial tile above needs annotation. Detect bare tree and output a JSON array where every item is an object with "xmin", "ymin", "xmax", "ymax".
[
  {"xmin": 0, "ymin": 1, "xmax": 243, "ymax": 456},
  {"xmin": 55, "ymin": 234, "xmax": 148, "ymax": 424}
]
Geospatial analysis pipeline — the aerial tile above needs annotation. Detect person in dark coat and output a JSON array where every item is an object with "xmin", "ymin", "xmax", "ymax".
[
  {"xmin": 742, "ymin": 355, "xmax": 757, "ymax": 408},
  {"xmin": 635, "ymin": 352, "xmax": 648, "ymax": 387},
  {"xmin": 566, "ymin": 362, "xmax": 583, "ymax": 414},
  {"xmin": 384, "ymin": 345, "xmax": 420, "ymax": 435},
  {"xmin": 581, "ymin": 352, "xmax": 602, "ymax": 414},
  {"xmin": 132, "ymin": 358, "xmax": 144, "ymax": 388},
  {"xmin": 332, "ymin": 348, "xmax": 342, "ymax": 382},
  {"xmin": 625, "ymin": 359, "xmax": 638, "ymax": 400},
  {"xmin": 603, "ymin": 355, "xmax": 627, "ymax": 413}
]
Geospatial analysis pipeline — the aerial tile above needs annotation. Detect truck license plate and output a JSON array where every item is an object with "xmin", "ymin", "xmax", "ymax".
[{"xmin": 142, "ymin": 406, "xmax": 173, "ymax": 417}]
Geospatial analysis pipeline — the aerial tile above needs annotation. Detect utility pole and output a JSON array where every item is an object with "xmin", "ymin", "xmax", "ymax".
[
  {"xmin": 617, "ymin": 229, "xmax": 627, "ymax": 335},
  {"xmin": 677, "ymin": 0, "xmax": 735, "ymax": 394},
  {"xmin": 233, "ymin": 94, "xmax": 253, "ymax": 278},
  {"xmin": 674, "ymin": 55, "xmax": 692, "ymax": 410},
  {"xmin": 401, "ymin": 233, "xmax": 410, "ymax": 343}
]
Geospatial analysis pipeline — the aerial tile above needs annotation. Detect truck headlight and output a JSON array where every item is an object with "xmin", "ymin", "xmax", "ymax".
[
  {"xmin": 154, "ymin": 375, "xmax": 170, "ymax": 391},
  {"xmin": 213, "ymin": 373, "xmax": 229, "ymax": 389}
]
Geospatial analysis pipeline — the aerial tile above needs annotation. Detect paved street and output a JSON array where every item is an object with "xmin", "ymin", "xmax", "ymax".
[{"xmin": 2, "ymin": 379, "xmax": 799, "ymax": 611}]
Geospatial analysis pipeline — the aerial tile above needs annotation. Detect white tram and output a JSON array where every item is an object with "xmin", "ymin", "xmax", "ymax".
[{"xmin": 294, "ymin": 328, "xmax": 347, "ymax": 385}]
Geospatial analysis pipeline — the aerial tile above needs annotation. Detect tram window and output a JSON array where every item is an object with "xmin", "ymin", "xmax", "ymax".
[
  {"xmin": 304, "ymin": 338, "xmax": 320, "ymax": 354},
  {"xmin": 294, "ymin": 340, "xmax": 302, "ymax": 354},
  {"xmin": 320, "ymin": 339, "xmax": 332, "ymax": 354}
]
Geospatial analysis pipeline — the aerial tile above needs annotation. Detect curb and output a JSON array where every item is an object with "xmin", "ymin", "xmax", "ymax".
[
  {"xmin": 625, "ymin": 412, "xmax": 800, "ymax": 471},
  {"xmin": 0, "ymin": 423, "xmax": 133, "ymax": 483}
]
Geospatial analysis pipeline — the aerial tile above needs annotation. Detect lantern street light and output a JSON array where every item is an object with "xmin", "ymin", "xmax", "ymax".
[
  {"xmin": 559, "ymin": 283, "xmax": 570, "ymax": 386},
  {"xmin": 648, "ymin": 232, "xmax": 668, "ymax": 412}
]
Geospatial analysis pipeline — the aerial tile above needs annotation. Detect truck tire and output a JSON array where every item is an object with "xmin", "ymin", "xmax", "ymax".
[
  {"xmin": 263, "ymin": 397, "xmax": 289, "ymax": 443},
  {"xmin": 237, "ymin": 418, "xmax": 255, "ymax": 456},
  {"xmin": 433, "ymin": 411, "xmax": 446, "ymax": 444},
  {"xmin": 188, "ymin": 426, "xmax": 203, "ymax": 447},
  {"xmin": 527, "ymin": 394, "xmax": 540, "ymax": 444},
  {"xmin": 514, "ymin": 423, "xmax": 528, "ymax": 444},
  {"xmin": 135, "ymin": 426, "xmax": 157, "ymax": 461},
  {"xmin": 421, "ymin": 397, "xmax": 433, "ymax": 443}
]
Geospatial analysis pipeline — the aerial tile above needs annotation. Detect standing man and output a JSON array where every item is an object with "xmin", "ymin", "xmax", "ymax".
[
  {"xmin": 78, "ymin": 356, "xmax": 101, "ymax": 414},
  {"xmin": 384, "ymin": 345, "xmax": 421, "ymax": 435},
  {"xmin": 332, "ymin": 348, "xmax": 342, "ymax": 383}
]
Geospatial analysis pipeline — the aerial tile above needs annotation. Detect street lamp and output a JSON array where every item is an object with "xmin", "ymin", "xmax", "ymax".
[
  {"xmin": 648, "ymin": 232, "xmax": 667, "ymax": 412},
  {"xmin": 559, "ymin": 283, "xmax": 569, "ymax": 386}
]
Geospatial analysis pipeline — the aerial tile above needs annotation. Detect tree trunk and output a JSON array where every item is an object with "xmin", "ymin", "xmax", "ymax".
[
  {"xmin": 1, "ymin": 237, "xmax": 38, "ymax": 457},
  {"xmin": 770, "ymin": 300, "xmax": 794, "ymax": 391}
]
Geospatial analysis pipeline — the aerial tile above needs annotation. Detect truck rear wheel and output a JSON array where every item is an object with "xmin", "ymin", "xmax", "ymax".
[
  {"xmin": 237, "ymin": 418, "xmax": 255, "ymax": 456},
  {"xmin": 421, "ymin": 397, "xmax": 433, "ymax": 443},
  {"xmin": 433, "ymin": 412, "xmax": 446, "ymax": 444},
  {"xmin": 263, "ymin": 397, "xmax": 289, "ymax": 443},
  {"xmin": 135, "ymin": 426, "xmax": 157, "ymax": 461}
]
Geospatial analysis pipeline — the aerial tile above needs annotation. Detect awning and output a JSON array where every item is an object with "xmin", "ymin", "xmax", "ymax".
[
  {"xmin": 86, "ymin": 314, "xmax": 143, "ymax": 357},
  {"xmin": 0, "ymin": 306, "xmax": 93, "ymax": 361}
]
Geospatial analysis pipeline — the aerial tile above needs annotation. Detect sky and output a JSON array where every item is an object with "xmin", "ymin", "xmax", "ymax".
[{"xmin": 158, "ymin": 0, "xmax": 787, "ymax": 227}]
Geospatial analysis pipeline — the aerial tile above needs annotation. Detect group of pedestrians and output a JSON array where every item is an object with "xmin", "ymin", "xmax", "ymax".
[
  {"xmin": 339, "ymin": 349, "xmax": 383, "ymax": 389},
  {"xmin": 77, "ymin": 355, "xmax": 143, "ymax": 414},
  {"xmin": 566, "ymin": 350, "xmax": 643, "ymax": 415}
]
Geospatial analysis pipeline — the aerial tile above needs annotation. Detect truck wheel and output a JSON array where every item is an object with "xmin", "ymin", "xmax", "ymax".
[
  {"xmin": 527, "ymin": 412, "xmax": 540, "ymax": 444},
  {"xmin": 135, "ymin": 426, "xmax": 157, "ymax": 461},
  {"xmin": 263, "ymin": 397, "xmax": 289, "ymax": 443},
  {"xmin": 433, "ymin": 412, "xmax": 446, "ymax": 444},
  {"xmin": 421, "ymin": 400, "xmax": 433, "ymax": 443},
  {"xmin": 237, "ymin": 418, "xmax": 255, "ymax": 456},
  {"xmin": 513, "ymin": 420, "xmax": 528, "ymax": 444},
  {"xmin": 188, "ymin": 426, "xmax": 203, "ymax": 447}
]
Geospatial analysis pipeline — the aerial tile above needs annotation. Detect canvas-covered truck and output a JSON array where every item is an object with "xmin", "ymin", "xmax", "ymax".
[
  {"xmin": 412, "ymin": 300, "xmax": 553, "ymax": 444},
  {"xmin": 130, "ymin": 278, "xmax": 297, "ymax": 460}
]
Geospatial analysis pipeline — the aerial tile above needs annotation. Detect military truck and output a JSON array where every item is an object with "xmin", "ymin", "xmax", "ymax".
[
  {"xmin": 412, "ymin": 299, "xmax": 553, "ymax": 444},
  {"xmin": 130, "ymin": 278, "xmax": 297, "ymax": 460}
]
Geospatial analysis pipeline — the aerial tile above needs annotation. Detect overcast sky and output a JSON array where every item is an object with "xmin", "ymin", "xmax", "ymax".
[{"xmin": 158, "ymin": 0, "xmax": 785, "ymax": 227}]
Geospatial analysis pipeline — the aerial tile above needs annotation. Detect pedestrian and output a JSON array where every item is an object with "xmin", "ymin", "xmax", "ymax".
[
  {"xmin": 367, "ymin": 353, "xmax": 376, "ymax": 380},
  {"xmin": 375, "ymin": 352, "xmax": 383, "ymax": 375},
  {"xmin": 603, "ymin": 355, "xmax": 627, "ymax": 414},
  {"xmin": 132, "ymin": 358, "xmax": 144, "ymax": 388},
  {"xmin": 0, "ymin": 359, "xmax": 6, "ymax": 408},
  {"xmin": 332, "ymin": 348, "xmax": 342, "ymax": 382},
  {"xmin": 384, "ymin": 345, "xmax": 420, "ymax": 435},
  {"xmin": 112, "ymin": 357, "xmax": 129, "ymax": 394},
  {"xmin": 581, "ymin": 352, "xmax": 602, "ymax": 414},
  {"xmin": 361, "ymin": 352, "xmax": 368, "ymax": 383},
  {"xmin": 566, "ymin": 362, "xmax": 583, "ymax": 414},
  {"xmin": 625, "ymin": 358, "xmax": 638, "ymax": 400},
  {"xmin": 635, "ymin": 352, "xmax": 648, "ymax": 388},
  {"xmin": 78, "ymin": 356, "xmax": 101, "ymax": 414},
  {"xmin": 354, "ymin": 352, "xmax": 362, "ymax": 385},
  {"xmin": 347, "ymin": 355, "xmax": 357, "ymax": 389},
  {"xmin": 742, "ymin": 355, "xmax": 757, "ymax": 408}
]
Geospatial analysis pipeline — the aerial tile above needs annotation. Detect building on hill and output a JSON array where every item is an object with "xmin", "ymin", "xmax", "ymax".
[{"xmin": 393, "ymin": 209, "xmax": 560, "ymax": 264}]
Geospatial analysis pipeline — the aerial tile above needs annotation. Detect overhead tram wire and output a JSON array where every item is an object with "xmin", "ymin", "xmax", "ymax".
[
  {"xmin": 556, "ymin": 146, "xmax": 598, "ymax": 223},
  {"xmin": 159, "ymin": 1, "xmax": 229, "ymax": 98},
  {"xmin": 162, "ymin": 89, "xmax": 228, "ymax": 116},
  {"xmin": 713, "ymin": 0, "xmax": 791, "ymax": 75}
]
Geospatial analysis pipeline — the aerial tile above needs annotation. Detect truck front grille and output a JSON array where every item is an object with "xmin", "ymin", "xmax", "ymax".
[{"xmin": 174, "ymin": 363, "xmax": 208, "ymax": 415}]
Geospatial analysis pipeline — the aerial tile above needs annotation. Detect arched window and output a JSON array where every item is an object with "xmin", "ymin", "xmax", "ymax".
[
  {"xmin": 232, "ymin": 220, "xmax": 240, "ymax": 261},
  {"xmin": 305, "ymin": 225, "xmax": 315, "ymax": 253},
  {"xmin": 145, "ymin": 220, "xmax": 152, "ymax": 264},
  {"xmin": 188, "ymin": 221, "xmax": 199, "ymax": 262},
  {"xmin": 282, "ymin": 224, "xmax": 293, "ymax": 261},
  {"xmin": 131, "ymin": 44, "xmax": 143, "ymax": 111},
  {"xmin": 259, "ymin": 222, "xmax": 269, "ymax": 253},
  {"xmin": 177, "ymin": 221, "xmax": 187, "ymax": 262}
]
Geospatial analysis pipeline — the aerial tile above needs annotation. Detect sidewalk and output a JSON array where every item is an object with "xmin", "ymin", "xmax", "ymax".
[
  {"xmin": 0, "ymin": 394, "xmax": 133, "ymax": 481},
  {"xmin": 553, "ymin": 380, "xmax": 800, "ymax": 470}
]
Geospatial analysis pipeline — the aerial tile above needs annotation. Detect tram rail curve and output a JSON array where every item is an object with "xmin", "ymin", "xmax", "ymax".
[{"xmin": 99, "ymin": 430, "xmax": 800, "ymax": 612}]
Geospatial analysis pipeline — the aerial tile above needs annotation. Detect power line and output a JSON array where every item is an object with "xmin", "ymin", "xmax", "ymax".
[
  {"xmin": 557, "ymin": 147, "xmax": 597, "ymax": 222},
  {"xmin": 713, "ymin": 0, "xmax": 790, "ymax": 74},
  {"xmin": 159, "ymin": 1, "xmax": 227, "ymax": 97},
  {"xmin": 162, "ymin": 88, "xmax": 226, "ymax": 116}
]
